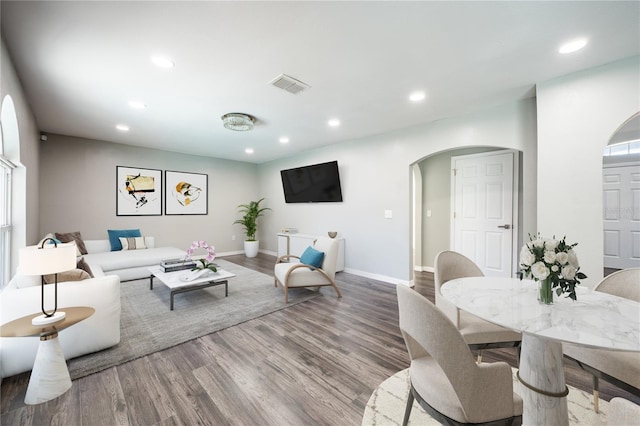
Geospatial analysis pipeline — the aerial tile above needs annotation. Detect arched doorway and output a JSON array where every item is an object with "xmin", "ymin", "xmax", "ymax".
[
  {"xmin": 602, "ymin": 112, "xmax": 640, "ymax": 273},
  {"xmin": 412, "ymin": 146, "xmax": 523, "ymax": 278}
]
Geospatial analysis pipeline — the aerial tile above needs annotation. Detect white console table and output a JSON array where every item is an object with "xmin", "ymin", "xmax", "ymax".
[{"xmin": 277, "ymin": 233, "xmax": 345, "ymax": 272}]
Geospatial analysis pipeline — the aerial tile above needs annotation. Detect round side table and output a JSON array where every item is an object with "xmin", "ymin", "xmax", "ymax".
[{"xmin": 1, "ymin": 306, "xmax": 94, "ymax": 405}]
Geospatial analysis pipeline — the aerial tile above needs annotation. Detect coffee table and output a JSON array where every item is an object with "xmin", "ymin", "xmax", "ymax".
[{"xmin": 147, "ymin": 265, "xmax": 236, "ymax": 310}]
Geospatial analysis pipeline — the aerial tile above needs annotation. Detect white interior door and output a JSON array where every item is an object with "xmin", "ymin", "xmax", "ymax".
[
  {"xmin": 603, "ymin": 162, "xmax": 640, "ymax": 269},
  {"xmin": 452, "ymin": 151, "xmax": 516, "ymax": 277}
]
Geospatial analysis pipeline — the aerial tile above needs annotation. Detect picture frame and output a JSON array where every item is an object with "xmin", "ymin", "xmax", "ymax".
[
  {"xmin": 165, "ymin": 170, "xmax": 208, "ymax": 215},
  {"xmin": 116, "ymin": 166, "xmax": 162, "ymax": 216}
]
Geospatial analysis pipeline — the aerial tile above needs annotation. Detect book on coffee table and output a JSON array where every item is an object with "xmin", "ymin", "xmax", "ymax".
[{"xmin": 160, "ymin": 259, "xmax": 196, "ymax": 272}]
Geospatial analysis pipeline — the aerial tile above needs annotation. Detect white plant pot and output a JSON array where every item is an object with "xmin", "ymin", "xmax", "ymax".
[{"xmin": 244, "ymin": 240, "xmax": 259, "ymax": 258}]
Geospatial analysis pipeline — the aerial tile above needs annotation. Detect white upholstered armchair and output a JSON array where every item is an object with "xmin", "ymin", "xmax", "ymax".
[
  {"xmin": 396, "ymin": 284, "xmax": 522, "ymax": 425},
  {"xmin": 274, "ymin": 237, "xmax": 342, "ymax": 303}
]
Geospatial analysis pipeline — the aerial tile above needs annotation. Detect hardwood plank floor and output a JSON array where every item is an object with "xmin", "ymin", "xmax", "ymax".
[{"xmin": 1, "ymin": 253, "xmax": 637, "ymax": 425}]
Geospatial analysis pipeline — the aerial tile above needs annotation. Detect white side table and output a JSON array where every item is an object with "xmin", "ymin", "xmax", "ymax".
[{"xmin": 1, "ymin": 306, "xmax": 94, "ymax": 404}]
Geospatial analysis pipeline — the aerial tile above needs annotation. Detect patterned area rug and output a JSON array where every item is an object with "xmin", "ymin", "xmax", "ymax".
[
  {"xmin": 67, "ymin": 259, "xmax": 319, "ymax": 379},
  {"xmin": 363, "ymin": 368, "xmax": 609, "ymax": 425}
]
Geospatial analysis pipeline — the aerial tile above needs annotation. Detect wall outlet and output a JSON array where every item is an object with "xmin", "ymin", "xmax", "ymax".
[
  {"xmin": 384, "ymin": 210, "xmax": 393, "ymax": 219},
  {"xmin": 231, "ymin": 235, "xmax": 236, "ymax": 241},
  {"xmin": 427, "ymin": 210, "xmax": 432, "ymax": 217}
]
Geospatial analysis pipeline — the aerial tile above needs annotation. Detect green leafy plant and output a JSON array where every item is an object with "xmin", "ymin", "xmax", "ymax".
[{"xmin": 233, "ymin": 198, "xmax": 271, "ymax": 241}]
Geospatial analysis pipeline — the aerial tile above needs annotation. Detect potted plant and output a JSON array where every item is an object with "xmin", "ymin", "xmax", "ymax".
[{"xmin": 233, "ymin": 198, "xmax": 271, "ymax": 258}]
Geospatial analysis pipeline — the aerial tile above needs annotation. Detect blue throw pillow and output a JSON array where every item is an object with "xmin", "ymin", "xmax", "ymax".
[
  {"xmin": 108, "ymin": 229, "xmax": 142, "ymax": 251},
  {"xmin": 300, "ymin": 246, "xmax": 324, "ymax": 268}
]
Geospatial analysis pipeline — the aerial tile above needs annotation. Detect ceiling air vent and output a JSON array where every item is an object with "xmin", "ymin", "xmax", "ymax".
[{"xmin": 269, "ymin": 73, "xmax": 311, "ymax": 95}]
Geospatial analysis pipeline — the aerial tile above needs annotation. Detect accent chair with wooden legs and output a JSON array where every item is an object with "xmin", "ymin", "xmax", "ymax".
[
  {"xmin": 434, "ymin": 250, "xmax": 521, "ymax": 362},
  {"xmin": 274, "ymin": 237, "xmax": 342, "ymax": 303},
  {"xmin": 396, "ymin": 284, "xmax": 523, "ymax": 426}
]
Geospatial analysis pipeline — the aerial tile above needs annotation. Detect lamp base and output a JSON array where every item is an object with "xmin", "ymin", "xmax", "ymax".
[{"xmin": 32, "ymin": 311, "xmax": 66, "ymax": 326}]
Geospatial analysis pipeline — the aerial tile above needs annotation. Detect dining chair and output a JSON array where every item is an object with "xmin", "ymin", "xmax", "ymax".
[
  {"xmin": 274, "ymin": 237, "xmax": 342, "ymax": 303},
  {"xmin": 563, "ymin": 268, "xmax": 640, "ymax": 412},
  {"xmin": 434, "ymin": 251, "xmax": 521, "ymax": 362},
  {"xmin": 396, "ymin": 284, "xmax": 523, "ymax": 426}
]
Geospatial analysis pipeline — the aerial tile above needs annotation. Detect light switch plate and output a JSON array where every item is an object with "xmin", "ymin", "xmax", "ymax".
[{"xmin": 384, "ymin": 210, "xmax": 393, "ymax": 219}]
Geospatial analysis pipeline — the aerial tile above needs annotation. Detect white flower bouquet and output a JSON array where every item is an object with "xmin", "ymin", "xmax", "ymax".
[{"xmin": 519, "ymin": 234, "xmax": 587, "ymax": 302}]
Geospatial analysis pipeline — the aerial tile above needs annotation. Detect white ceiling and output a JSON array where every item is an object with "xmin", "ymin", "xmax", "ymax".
[{"xmin": 2, "ymin": 1, "xmax": 639, "ymax": 164}]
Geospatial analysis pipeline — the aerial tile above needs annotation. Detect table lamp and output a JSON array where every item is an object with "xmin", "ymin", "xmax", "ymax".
[{"xmin": 19, "ymin": 238, "xmax": 76, "ymax": 326}]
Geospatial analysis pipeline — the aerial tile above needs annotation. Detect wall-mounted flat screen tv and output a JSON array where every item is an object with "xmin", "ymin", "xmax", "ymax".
[{"xmin": 280, "ymin": 161, "xmax": 343, "ymax": 203}]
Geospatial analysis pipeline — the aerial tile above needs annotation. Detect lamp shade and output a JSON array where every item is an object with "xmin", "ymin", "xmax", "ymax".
[{"xmin": 18, "ymin": 243, "xmax": 76, "ymax": 275}]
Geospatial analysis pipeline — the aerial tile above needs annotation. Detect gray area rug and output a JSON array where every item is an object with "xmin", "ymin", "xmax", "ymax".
[{"xmin": 68, "ymin": 259, "xmax": 318, "ymax": 379}]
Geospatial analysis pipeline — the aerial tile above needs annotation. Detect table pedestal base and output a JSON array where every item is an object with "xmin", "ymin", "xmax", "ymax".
[
  {"xmin": 25, "ymin": 332, "xmax": 72, "ymax": 405},
  {"xmin": 518, "ymin": 333, "xmax": 568, "ymax": 426}
]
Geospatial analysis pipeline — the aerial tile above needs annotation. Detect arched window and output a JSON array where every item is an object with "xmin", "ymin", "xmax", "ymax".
[{"xmin": 1, "ymin": 95, "xmax": 19, "ymax": 288}]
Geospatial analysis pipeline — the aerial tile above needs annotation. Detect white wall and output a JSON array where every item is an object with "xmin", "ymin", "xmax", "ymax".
[
  {"xmin": 1, "ymin": 38, "xmax": 40, "ymax": 276},
  {"xmin": 537, "ymin": 56, "xmax": 640, "ymax": 288},
  {"xmin": 258, "ymin": 98, "xmax": 537, "ymax": 283},
  {"xmin": 39, "ymin": 134, "xmax": 259, "ymax": 253}
]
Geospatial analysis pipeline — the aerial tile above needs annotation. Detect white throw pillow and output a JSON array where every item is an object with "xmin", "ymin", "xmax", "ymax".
[{"xmin": 119, "ymin": 236, "xmax": 147, "ymax": 251}]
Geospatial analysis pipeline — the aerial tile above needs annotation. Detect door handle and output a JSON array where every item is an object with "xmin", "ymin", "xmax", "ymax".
[{"xmin": 498, "ymin": 224, "xmax": 511, "ymax": 229}]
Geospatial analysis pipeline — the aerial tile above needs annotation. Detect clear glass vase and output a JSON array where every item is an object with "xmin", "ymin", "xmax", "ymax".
[{"xmin": 538, "ymin": 277, "xmax": 554, "ymax": 305}]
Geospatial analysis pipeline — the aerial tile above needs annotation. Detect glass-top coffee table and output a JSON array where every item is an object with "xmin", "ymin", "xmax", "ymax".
[{"xmin": 147, "ymin": 266, "xmax": 236, "ymax": 310}]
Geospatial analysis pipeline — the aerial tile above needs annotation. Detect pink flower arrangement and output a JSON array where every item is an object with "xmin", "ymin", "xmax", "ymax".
[{"xmin": 185, "ymin": 240, "xmax": 217, "ymax": 272}]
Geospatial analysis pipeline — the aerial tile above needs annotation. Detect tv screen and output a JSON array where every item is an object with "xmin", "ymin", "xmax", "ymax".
[{"xmin": 280, "ymin": 161, "xmax": 343, "ymax": 203}]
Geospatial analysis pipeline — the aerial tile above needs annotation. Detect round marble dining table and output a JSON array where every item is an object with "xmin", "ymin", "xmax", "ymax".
[{"xmin": 441, "ymin": 277, "xmax": 640, "ymax": 426}]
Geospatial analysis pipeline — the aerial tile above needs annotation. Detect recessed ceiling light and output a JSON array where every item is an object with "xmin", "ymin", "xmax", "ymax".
[
  {"xmin": 128, "ymin": 100, "xmax": 146, "ymax": 109},
  {"xmin": 245, "ymin": 148, "xmax": 254, "ymax": 154},
  {"xmin": 328, "ymin": 118, "xmax": 341, "ymax": 127},
  {"xmin": 558, "ymin": 38, "xmax": 588, "ymax": 54},
  {"xmin": 279, "ymin": 137, "xmax": 290, "ymax": 144},
  {"xmin": 409, "ymin": 91, "xmax": 426, "ymax": 102},
  {"xmin": 151, "ymin": 56, "xmax": 175, "ymax": 68},
  {"xmin": 116, "ymin": 124, "xmax": 130, "ymax": 132}
]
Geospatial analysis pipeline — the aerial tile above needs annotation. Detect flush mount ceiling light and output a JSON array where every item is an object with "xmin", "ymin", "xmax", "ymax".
[
  {"xmin": 558, "ymin": 38, "xmax": 588, "ymax": 54},
  {"xmin": 128, "ymin": 100, "xmax": 146, "ymax": 109},
  {"xmin": 151, "ymin": 55, "xmax": 175, "ymax": 68},
  {"xmin": 409, "ymin": 91, "xmax": 426, "ymax": 102},
  {"xmin": 221, "ymin": 113, "xmax": 255, "ymax": 131}
]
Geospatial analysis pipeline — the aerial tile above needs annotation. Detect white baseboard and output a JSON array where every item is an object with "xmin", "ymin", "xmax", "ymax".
[
  {"xmin": 343, "ymin": 267, "xmax": 412, "ymax": 287},
  {"xmin": 414, "ymin": 265, "xmax": 434, "ymax": 273},
  {"xmin": 216, "ymin": 250, "xmax": 246, "ymax": 257},
  {"xmin": 219, "ymin": 250, "xmax": 413, "ymax": 287},
  {"xmin": 217, "ymin": 249, "xmax": 277, "ymax": 257}
]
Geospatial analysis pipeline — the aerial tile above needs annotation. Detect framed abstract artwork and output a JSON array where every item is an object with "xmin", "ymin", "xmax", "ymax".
[
  {"xmin": 116, "ymin": 166, "xmax": 163, "ymax": 216},
  {"xmin": 165, "ymin": 170, "xmax": 208, "ymax": 215}
]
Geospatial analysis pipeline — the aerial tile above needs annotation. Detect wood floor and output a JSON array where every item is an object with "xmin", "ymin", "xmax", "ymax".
[{"xmin": 1, "ymin": 253, "xmax": 637, "ymax": 425}]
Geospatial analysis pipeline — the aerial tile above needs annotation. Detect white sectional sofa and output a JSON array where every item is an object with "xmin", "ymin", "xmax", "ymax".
[
  {"xmin": 0, "ymin": 274, "xmax": 121, "ymax": 378},
  {"xmin": 83, "ymin": 237, "xmax": 186, "ymax": 281},
  {"xmin": 0, "ymin": 236, "xmax": 186, "ymax": 378}
]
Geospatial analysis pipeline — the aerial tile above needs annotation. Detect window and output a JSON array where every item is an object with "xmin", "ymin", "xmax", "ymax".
[
  {"xmin": 603, "ymin": 140, "xmax": 640, "ymax": 156},
  {"xmin": 0, "ymin": 156, "xmax": 14, "ymax": 288}
]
